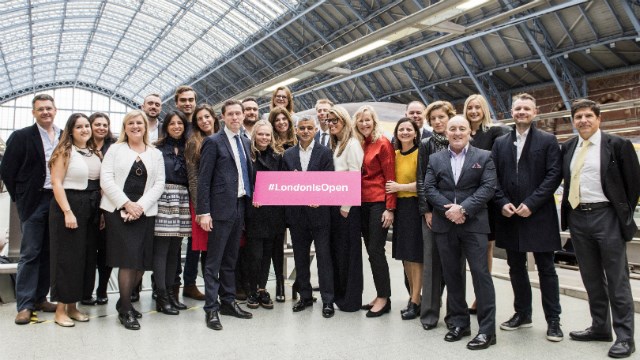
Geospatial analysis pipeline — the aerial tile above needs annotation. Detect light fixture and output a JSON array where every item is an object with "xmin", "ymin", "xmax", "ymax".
[
  {"xmin": 456, "ymin": 0, "xmax": 491, "ymax": 11},
  {"xmin": 505, "ymin": 68, "xmax": 510, "ymax": 73},
  {"xmin": 523, "ymin": 63, "xmax": 527, "ymax": 68},
  {"xmin": 585, "ymin": 48, "xmax": 591, "ymax": 54},
  {"xmin": 333, "ymin": 40, "xmax": 391, "ymax": 64},
  {"xmin": 264, "ymin": 77, "xmax": 300, "ymax": 92},
  {"xmin": 563, "ymin": 54, "xmax": 569, "ymax": 59},
  {"xmin": 610, "ymin": 42, "xmax": 615, "ymax": 48}
]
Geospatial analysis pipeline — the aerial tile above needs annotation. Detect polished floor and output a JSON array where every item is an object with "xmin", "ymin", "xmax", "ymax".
[{"xmin": 1, "ymin": 248, "xmax": 638, "ymax": 360}]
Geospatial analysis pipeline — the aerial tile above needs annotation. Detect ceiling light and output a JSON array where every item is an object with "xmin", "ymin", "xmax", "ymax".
[
  {"xmin": 456, "ymin": 0, "xmax": 490, "ymax": 11},
  {"xmin": 333, "ymin": 40, "xmax": 391, "ymax": 64},
  {"xmin": 264, "ymin": 77, "xmax": 300, "ymax": 92}
]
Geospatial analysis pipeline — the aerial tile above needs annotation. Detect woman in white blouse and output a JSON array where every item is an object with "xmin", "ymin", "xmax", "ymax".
[
  {"xmin": 100, "ymin": 110, "xmax": 165, "ymax": 330},
  {"xmin": 49, "ymin": 113, "xmax": 102, "ymax": 327},
  {"xmin": 327, "ymin": 105, "xmax": 364, "ymax": 313}
]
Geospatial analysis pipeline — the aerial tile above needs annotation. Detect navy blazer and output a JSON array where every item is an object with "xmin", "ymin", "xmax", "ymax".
[
  {"xmin": 560, "ymin": 132, "xmax": 640, "ymax": 242},
  {"xmin": 196, "ymin": 130, "xmax": 253, "ymax": 221},
  {"xmin": 0, "ymin": 124, "xmax": 48, "ymax": 221},
  {"xmin": 282, "ymin": 142, "xmax": 334, "ymax": 229},
  {"xmin": 425, "ymin": 145, "xmax": 496, "ymax": 234},
  {"xmin": 492, "ymin": 125, "xmax": 562, "ymax": 252}
]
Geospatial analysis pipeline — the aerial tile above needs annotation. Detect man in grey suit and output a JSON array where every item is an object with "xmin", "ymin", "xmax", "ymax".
[
  {"xmin": 561, "ymin": 99, "xmax": 639, "ymax": 358},
  {"xmin": 197, "ymin": 99, "xmax": 254, "ymax": 330},
  {"xmin": 425, "ymin": 115, "xmax": 497, "ymax": 350}
]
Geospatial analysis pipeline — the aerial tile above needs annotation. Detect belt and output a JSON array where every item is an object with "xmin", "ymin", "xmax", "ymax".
[{"xmin": 574, "ymin": 202, "xmax": 610, "ymax": 211}]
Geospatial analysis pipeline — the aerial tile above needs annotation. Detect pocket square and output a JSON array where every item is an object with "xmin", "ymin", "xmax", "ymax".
[{"xmin": 471, "ymin": 163, "xmax": 482, "ymax": 169}]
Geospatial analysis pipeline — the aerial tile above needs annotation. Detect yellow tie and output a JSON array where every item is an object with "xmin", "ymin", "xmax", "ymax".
[{"xmin": 568, "ymin": 140, "xmax": 591, "ymax": 209}]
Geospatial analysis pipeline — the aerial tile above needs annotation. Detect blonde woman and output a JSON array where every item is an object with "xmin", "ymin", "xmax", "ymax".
[
  {"xmin": 327, "ymin": 105, "xmax": 364, "ymax": 313},
  {"xmin": 353, "ymin": 105, "xmax": 395, "ymax": 317}
]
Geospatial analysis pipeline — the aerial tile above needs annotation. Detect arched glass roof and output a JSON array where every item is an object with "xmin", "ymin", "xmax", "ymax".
[{"xmin": 0, "ymin": 0, "xmax": 298, "ymax": 105}]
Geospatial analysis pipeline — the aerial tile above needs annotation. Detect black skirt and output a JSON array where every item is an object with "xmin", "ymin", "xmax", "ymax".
[{"xmin": 392, "ymin": 197, "xmax": 423, "ymax": 263}]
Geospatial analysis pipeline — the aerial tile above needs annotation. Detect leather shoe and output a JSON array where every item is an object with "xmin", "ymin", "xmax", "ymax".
[
  {"xmin": 292, "ymin": 298, "xmax": 314, "ymax": 312},
  {"xmin": 500, "ymin": 312, "xmax": 532, "ymax": 331},
  {"xmin": 35, "ymin": 300, "xmax": 57, "ymax": 313},
  {"xmin": 96, "ymin": 296, "xmax": 109, "ymax": 305},
  {"xmin": 81, "ymin": 297, "xmax": 97, "ymax": 306},
  {"xmin": 366, "ymin": 298, "xmax": 391, "ymax": 318},
  {"xmin": 115, "ymin": 299, "xmax": 142, "ymax": 319},
  {"xmin": 467, "ymin": 333, "xmax": 496, "ymax": 350},
  {"xmin": 54, "ymin": 317, "xmax": 75, "ymax": 327},
  {"xmin": 569, "ymin": 327, "xmax": 613, "ymax": 342},
  {"xmin": 206, "ymin": 310, "xmax": 223, "ymax": 330},
  {"xmin": 183, "ymin": 284, "xmax": 205, "ymax": 301},
  {"xmin": 322, "ymin": 303, "xmax": 335, "ymax": 318},
  {"xmin": 220, "ymin": 301, "xmax": 252, "ymax": 319},
  {"xmin": 608, "ymin": 340, "xmax": 635, "ymax": 358},
  {"xmin": 15, "ymin": 309, "xmax": 32, "ymax": 325},
  {"xmin": 401, "ymin": 302, "xmax": 419, "ymax": 320},
  {"xmin": 118, "ymin": 311, "xmax": 140, "ymax": 330},
  {"xmin": 445, "ymin": 326, "xmax": 471, "ymax": 342},
  {"xmin": 422, "ymin": 323, "xmax": 437, "ymax": 330}
]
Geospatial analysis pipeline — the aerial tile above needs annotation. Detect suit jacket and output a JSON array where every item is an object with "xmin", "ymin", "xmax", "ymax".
[
  {"xmin": 0, "ymin": 124, "xmax": 48, "ymax": 221},
  {"xmin": 492, "ymin": 125, "xmax": 562, "ymax": 252},
  {"xmin": 561, "ymin": 132, "xmax": 640, "ymax": 241},
  {"xmin": 314, "ymin": 130, "xmax": 330, "ymax": 147},
  {"xmin": 425, "ymin": 145, "xmax": 496, "ymax": 234},
  {"xmin": 282, "ymin": 142, "xmax": 334, "ymax": 229},
  {"xmin": 197, "ymin": 131, "xmax": 253, "ymax": 221}
]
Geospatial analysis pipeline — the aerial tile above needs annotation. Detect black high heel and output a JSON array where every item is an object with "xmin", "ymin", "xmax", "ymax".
[
  {"xmin": 155, "ymin": 290, "xmax": 179, "ymax": 315},
  {"xmin": 276, "ymin": 278, "xmax": 285, "ymax": 303},
  {"xmin": 167, "ymin": 289, "xmax": 187, "ymax": 310}
]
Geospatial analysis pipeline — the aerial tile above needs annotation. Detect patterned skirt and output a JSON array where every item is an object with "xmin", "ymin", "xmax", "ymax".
[{"xmin": 154, "ymin": 183, "xmax": 192, "ymax": 237}]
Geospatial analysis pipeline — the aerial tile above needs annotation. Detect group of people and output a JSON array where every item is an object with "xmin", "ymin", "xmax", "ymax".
[{"xmin": 0, "ymin": 85, "xmax": 637, "ymax": 358}]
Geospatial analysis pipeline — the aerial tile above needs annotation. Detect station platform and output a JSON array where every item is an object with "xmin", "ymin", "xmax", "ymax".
[{"xmin": 1, "ymin": 244, "xmax": 638, "ymax": 360}]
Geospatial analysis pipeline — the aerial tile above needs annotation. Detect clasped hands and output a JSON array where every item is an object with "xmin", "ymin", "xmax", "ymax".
[
  {"xmin": 121, "ymin": 201, "xmax": 144, "ymax": 222},
  {"xmin": 501, "ymin": 203, "xmax": 531, "ymax": 218},
  {"xmin": 444, "ymin": 204, "xmax": 466, "ymax": 224}
]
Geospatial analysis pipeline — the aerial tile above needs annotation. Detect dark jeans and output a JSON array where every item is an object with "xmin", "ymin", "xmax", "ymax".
[
  {"xmin": 506, "ymin": 249, "xmax": 561, "ymax": 322},
  {"xmin": 16, "ymin": 193, "xmax": 52, "ymax": 311},
  {"xmin": 360, "ymin": 202, "xmax": 391, "ymax": 298},
  {"xmin": 246, "ymin": 234, "xmax": 280, "ymax": 292}
]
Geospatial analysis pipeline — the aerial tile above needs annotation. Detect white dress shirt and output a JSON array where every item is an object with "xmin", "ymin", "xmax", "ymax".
[
  {"xmin": 570, "ymin": 129, "xmax": 608, "ymax": 204},
  {"xmin": 37, "ymin": 123, "xmax": 61, "ymax": 189},
  {"xmin": 299, "ymin": 140, "xmax": 315, "ymax": 171},
  {"xmin": 516, "ymin": 128, "xmax": 529, "ymax": 163},
  {"xmin": 224, "ymin": 126, "xmax": 248, "ymax": 198},
  {"xmin": 449, "ymin": 144, "xmax": 469, "ymax": 185}
]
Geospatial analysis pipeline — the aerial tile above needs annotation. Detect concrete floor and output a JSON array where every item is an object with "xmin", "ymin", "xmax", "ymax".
[{"xmin": 1, "ymin": 246, "xmax": 639, "ymax": 360}]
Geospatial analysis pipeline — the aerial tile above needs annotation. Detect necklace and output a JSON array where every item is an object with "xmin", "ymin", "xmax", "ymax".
[{"xmin": 74, "ymin": 145, "xmax": 93, "ymax": 157}]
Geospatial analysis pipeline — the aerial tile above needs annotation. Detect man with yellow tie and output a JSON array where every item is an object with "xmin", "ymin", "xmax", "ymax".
[{"xmin": 560, "ymin": 99, "xmax": 640, "ymax": 359}]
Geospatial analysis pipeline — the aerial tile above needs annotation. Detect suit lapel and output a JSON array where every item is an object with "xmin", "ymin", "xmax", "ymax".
[
  {"xmin": 31, "ymin": 124, "xmax": 46, "ymax": 169},
  {"xmin": 292, "ymin": 145, "xmax": 303, "ymax": 171},
  {"xmin": 600, "ymin": 133, "xmax": 611, "ymax": 186},
  {"xmin": 456, "ymin": 146, "xmax": 474, "ymax": 184},
  {"xmin": 563, "ymin": 137, "xmax": 578, "ymax": 177},
  {"xmin": 220, "ymin": 131, "xmax": 237, "ymax": 171},
  {"xmin": 307, "ymin": 143, "xmax": 323, "ymax": 170}
]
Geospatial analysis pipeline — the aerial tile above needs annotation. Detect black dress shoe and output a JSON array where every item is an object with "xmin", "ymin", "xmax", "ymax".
[
  {"xmin": 569, "ymin": 327, "xmax": 613, "ymax": 342},
  {"xmin": 96, "ymin": 296, "xmax": 109, "ymax": 305},
  {"xmin": 423, "ymin": 323, "xmax": 437, "ymax": 330},
  {"xmin": 467, "ymin": 333, "xmax": 496, "ymax": 350},
  {"xmin": 366, "ymin": 299, "xmax": 391, "ymax": 318},
  {"xmin": 401, "ymin": 302, "xmax": 420, "ymax": 320},
  {"xmin": 608, "ymin": 340, "xmax": 635, "ymax": 358},
  {"xmin": 546, "ymin": 319, "xmax": 563, "ymax": 342},
  {"xmin": 444, "ymin": 327, "xmax": 471, "ymax": 342},
  {"xmin": 220, "ymin": 301, "xmax": 253, "ymax": 319},
  {"xmin": 81, "ymin": 297, "xmax": 97, "ymax": 306},
  {"xmin": 118, "ymin": 311, "xmax": 140, "ymax": 330},
  {"xmin": 292, "ymin": 298, "xmax": 314, "ymax": 312},
  {"xmin": 275, "ymin": 279, "xmax": 285, "ymax": 303},
  {"xmin": 206, "ymin": 310, "xmax": 223, "ymax": 330},
  {"xmin": 115, "ymin": 299, "xmax": 142, "ymax": 319},
  {"xmin": 361, "ymin": 304, "xmax": 373, "ymax": 311},
  {"xmin": 322, "ymin": 303, "xmax": 335, "ymax": 318},
  {"xmin": 500, "ymin": 312, "xmax": 532, "ymax": 330}
]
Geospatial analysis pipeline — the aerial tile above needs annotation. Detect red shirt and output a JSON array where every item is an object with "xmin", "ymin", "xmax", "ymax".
[{"xmin": 361, "ymin": 136, "xmax": 396, "ymax": 209}]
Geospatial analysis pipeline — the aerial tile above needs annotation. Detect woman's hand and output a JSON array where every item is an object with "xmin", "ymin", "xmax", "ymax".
[
  {"xmin": 424, "ymin": 212, "xmax": 433, "ymax": 229},
  {"xmin": 123, "ymin": 201, "xmax": 144, "ymax": 219},
  {"xmin": 64, "ymin": 211, "xmax": 78, "ymax": 229},
  {"xmin": 385, "ymin": 181, "xmax": 400, "ymax": 194},
  {"xmin": 381, "ymin": 210, "xmax": 394, "ymax": 228}
]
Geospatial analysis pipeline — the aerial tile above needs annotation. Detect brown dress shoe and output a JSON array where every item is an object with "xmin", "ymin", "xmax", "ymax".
[
  {"xmin": 183, "ymin": 284, "xmax": 205, "ymax": 301},
  {"xmin": 15, "ymin": 309, "xmax": 32, "ymax": 325},
  {"xmin": 35, "ymin": 300, "xmax": 57, "ymax": 313}
]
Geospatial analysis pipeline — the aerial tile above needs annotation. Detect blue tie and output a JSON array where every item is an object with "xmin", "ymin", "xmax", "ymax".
[{"xmin": 234, "ymin": 135, "xmax": 251, "ymax": 197}]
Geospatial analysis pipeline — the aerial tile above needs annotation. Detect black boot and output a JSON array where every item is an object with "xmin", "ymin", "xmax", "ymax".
[
  {"xmin": 167, "ymin": 288, "xmax": 187, "ymax": 310},
  {"xmin": 276, "ymin": 276, "xmax": 285, "ymax": 302},
  {"xmin": 156, "ymin": 289, "xmax": 179, "ymax": 315},
  {"xmin": 291, "ymin": 281, "xmax": 298, "ymax": 301}
]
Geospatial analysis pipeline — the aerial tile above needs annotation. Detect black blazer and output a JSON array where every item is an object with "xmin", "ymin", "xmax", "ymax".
[
  {"xmin": 282, "ymin": 142, "xmax": 334, "ymax": 229},
  {"xmin": 246, "ymin": 147, "xmax": 285, "ymax": 238},
  {"xmin": 492, "ymin": 125, "xmax": 562, "ymax": 252},
  {"xmin": 425, "ymin": 145, "xmax": 496, "ymax": 234},
  {"xmin": 196, "ymin": 130, "xmax": 253, "ymax": 221},
  {"xmin": 0, "ymin": 124, "xmax": 48, "ymax": 221},
  {"xmin": 560, "ymin": 132, "xmax": 640, "ymax": 241}
]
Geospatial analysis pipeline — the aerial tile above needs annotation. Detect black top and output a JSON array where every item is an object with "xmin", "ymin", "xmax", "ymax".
[
  {"xmin": 100, "ymin": 137, "xmax": 116, "ymax": 155},
  {"xmin": 470, "ymin": 125, "xmax": 510, "ymax": 151},
  {"xmin": 157, "ymin": 138, "xmax": 187, "ymax": 186},
  {"xmin": 124, "ymin": 160, "xmax": 147, "ymax": 202},
  {"xmin": 246, "ymin": 147, "xmax": 285, "ymax": 238}
]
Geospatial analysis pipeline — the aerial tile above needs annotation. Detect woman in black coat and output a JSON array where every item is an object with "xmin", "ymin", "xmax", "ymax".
[{"xmin": 245, "ymin": 120, "xmax": 285, "ymax": 309}]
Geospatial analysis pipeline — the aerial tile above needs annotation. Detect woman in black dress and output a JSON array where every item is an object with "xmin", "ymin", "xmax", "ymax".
[
  {"xmin": 49, "ymin": 113, "xmax": 101, "ymax": 327},
  {"xmin": 100, "ymin": 110, "xmax": 165, "ymax": 330},
  {"xmin": 245, "ymin": 120, "xmax": 285, "ymax": 309},
  {"xmin": 464, "ymin": 94, "xmax": 509, "ymax": 313}
]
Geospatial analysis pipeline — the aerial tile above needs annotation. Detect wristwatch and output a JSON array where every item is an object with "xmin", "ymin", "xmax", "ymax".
[{"xmin": 459, "ymin": 206, "xmax": 466, "ymax": 215}]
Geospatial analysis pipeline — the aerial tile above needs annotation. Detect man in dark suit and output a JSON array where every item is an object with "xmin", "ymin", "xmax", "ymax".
[
  {"xmin": 197, "ymin": 99, "xmax": 254, "ymax": 330},
  {"xmin": 406, "ymin": 101, "xmax": 433, "ymax": 139},
  {"xmin": 283, "ymin": 116, "xmax": 336, "ymax": 318},
  {"xmin": 492, "ymin": 93, "xmax": 563, "ymax": 341},
  {"xmin": 0, "ymin": 94, "xmax": 60, "ymax": 324},
  {"xmin": 313, "ymin": 99, "xmax": 333, "ymax": 147},
  {"xmin": 561, "ymin": 99, "xmax": 639, "ymax": 358},
  {"xmin": 425, "ymin": 115, "xmax": 497, "ymax": 350}
]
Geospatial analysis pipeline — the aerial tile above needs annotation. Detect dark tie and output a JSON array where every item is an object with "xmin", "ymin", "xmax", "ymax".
[
  {"xmin": 234, "ymin": 135, "xmax": 251, "ymax": 197},
  {"xmin": 321, "ymin": 132, "xmax": 327, "ymax": 146}
]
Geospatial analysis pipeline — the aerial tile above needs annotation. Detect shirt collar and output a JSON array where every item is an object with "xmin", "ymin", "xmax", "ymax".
[
  {"xmin": 36, "ymin": 122, "xmax": 60, "ymax": 135},
  {"xmin": 300, "ymin": 139, "xmax": 315, "ymax": 151},
  {"xmin": 579, "ymin": 128, "xmax": 601, "ymax": 146},
  {"xmin": 224, "ymin": 126, "xmax": 240, "ymax": 138},
  {"xmin": 448, "ymin": 143, "xmax": 469, "ymax": 158},
  {"xmin": 516, "ymin": 127, "xmax": 530, "ymax": 140}
]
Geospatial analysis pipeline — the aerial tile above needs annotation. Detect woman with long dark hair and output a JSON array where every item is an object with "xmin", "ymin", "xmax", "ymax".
[
  {"xmin": 49, "ymin": 113, "xmax": 101, "ymax": 326},
  {"xmin": 100, "ymin": 110, "xmax": 165, "ymax": 330},
  {"xmin": 268, "ymin": 107, "xmax": 297, "ymax": 153}
]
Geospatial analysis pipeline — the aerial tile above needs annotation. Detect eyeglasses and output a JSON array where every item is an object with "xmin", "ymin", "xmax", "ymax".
[
  {"xmin": 326, "ymin": 117, "xmax": 340, "ymax": 125},
  {"xmin": 275, "ymin": 95, "xmax": 287, "ymax": 99}
]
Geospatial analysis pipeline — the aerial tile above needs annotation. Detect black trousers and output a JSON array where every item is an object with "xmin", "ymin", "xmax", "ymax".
[
  {"xmin": 96, "ymin": 226, "xmax": 112, "ymax": 297},
  {"xmin": 331, "ymin": 206, "xmax": 363, "ymax": 312},
  {"xmin": 506, "ymin": 249, "xmax": 561, "ymax": 322},
  {"xmin": 360, "ymin": 202, "xmax": 391, "ymax": 298},
  {"xmin": 569, "ymin": 206, "xmax": 634, "ymax": 341},
  {"xmin": 246, "ymin": 233, "xmax": 281, "ymax": 292},
  {"xmin": 290, "ymin": 221, "xmax": 333, "ymax": 304},
  {"xmin": 203, "ymin": 199, "xmax": 245, "ymax": 312},
  {"xmin": 435, "ymin": 227, "xmax": 495, "ymax": 335}
]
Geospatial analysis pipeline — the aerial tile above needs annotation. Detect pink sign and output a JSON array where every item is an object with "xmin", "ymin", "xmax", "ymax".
[{"xmin": 253, "ymin": 171, "xmax": 361, "ymax": 206}]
